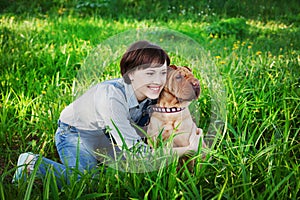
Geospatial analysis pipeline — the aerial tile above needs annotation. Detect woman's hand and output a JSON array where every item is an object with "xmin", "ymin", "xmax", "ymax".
[{"xmin": 188, "ymin": 128, "xmax": 206, "ymax": 152}]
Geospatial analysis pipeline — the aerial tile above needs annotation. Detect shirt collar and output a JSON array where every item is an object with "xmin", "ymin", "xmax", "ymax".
[{"xmin": 123, "ymin": 79, "xmax": 139, "ymax": 109}]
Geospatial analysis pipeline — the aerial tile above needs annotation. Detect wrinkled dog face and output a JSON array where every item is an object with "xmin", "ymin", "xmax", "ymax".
[{"xmin": 165, "ymin": 65, "xmax": 200, "ymax": 102}]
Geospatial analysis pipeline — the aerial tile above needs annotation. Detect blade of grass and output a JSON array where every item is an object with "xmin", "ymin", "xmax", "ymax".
[
  {"xmin": 267, "ymin": 171, "xmax": 294, "ymax": 200},
  {"xmin": 24, "ymin": 155, "xmax": 42, "ymax": 200}
]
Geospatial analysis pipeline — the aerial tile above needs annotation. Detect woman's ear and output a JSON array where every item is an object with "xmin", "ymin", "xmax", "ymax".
[
  {"xmin": 128, "ymin": 72, "xmax": 133, "ymax": 81},
  {"xmin": 127, "ymin": 71, "xmax": 136, "ymax": 83}
]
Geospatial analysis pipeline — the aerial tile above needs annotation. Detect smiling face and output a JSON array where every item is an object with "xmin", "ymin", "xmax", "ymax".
[{"xmin": 128, "ymin": 62, "xmax": 167, "ymax": 101}]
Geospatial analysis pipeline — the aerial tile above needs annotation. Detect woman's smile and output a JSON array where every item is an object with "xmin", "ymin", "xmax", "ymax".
[{"xmin": 148, "ymin": 85, "xmax": 161, "ymax": 92}]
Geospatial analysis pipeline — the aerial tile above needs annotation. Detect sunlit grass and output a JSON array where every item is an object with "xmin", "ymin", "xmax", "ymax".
[{"xmin": 0, "ymin": 10, "xmax": 299, "ymax": 199}]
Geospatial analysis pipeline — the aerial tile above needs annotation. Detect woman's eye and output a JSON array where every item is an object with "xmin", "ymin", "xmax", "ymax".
[
  {"xmin": 146, "ymin": 72, "xmax": 154, "ymax": 76},
  {"xmin": 161, "ymin": 71, "xmax": 167, "ymax": 75}
]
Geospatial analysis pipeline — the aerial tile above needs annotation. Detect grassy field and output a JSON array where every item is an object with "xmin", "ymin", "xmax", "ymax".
[{"xmin": 1, "ymin": 1, "xmax": 299, "ymax": 199}]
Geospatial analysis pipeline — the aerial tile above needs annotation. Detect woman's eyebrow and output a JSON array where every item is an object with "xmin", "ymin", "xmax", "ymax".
[{"xmin": 145, "ymin": 69, "xmax": 156, "ymax": 72}]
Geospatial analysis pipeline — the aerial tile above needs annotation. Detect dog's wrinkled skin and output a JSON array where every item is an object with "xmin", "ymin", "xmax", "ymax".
[{"xmin": 147, "ymin": 65, "xmax": 204, "ymax": 150}]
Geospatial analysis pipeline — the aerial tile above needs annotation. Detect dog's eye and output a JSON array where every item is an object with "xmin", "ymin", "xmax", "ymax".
[{"xmin": 175, "ymin": 74, "xmax": 182, "ymax": 80}]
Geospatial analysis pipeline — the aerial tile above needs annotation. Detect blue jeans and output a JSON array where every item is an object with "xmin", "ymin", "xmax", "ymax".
[{"xmin": 34, "ymin": 121, "xmax": 114, "ymax": 188}]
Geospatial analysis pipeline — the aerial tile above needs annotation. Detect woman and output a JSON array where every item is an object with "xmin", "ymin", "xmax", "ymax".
[{"xmin": 13, "ymin": 40, "xmax": 203, "ymax": 186}]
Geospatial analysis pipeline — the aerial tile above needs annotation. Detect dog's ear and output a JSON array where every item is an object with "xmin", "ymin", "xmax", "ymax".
[
  {"xmin": 183, "ymin": 66, "xmax": 192, "ymax": 72},
  {"xmin": 169, "ymin": 65, "xmax": 177, "ymax": 70}
]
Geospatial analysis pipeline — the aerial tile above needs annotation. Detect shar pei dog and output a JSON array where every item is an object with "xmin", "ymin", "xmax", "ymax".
[{"xmin": 147, "ymin": 65, "xmax": 206, "ymax": 165}]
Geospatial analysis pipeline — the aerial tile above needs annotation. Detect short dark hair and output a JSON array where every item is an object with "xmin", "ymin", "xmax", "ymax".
[{"xmin": 120, "ymin": 40, "xmax": 170, "ymax": 84}]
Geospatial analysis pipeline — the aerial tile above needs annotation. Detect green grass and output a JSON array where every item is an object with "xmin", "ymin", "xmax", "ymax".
[{"xmin": 1, "ymin": 1, "xmax": 300, "ymax": 199}]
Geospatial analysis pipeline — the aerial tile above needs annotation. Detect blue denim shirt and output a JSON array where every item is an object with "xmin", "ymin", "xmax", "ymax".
[{"xmin": 59, "ymin": 78, "xmax": 154, "ymax": 149}]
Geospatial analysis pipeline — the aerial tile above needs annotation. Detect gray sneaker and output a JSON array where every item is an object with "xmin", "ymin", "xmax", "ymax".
[{"xmin": 12, "ymin": 152, "xmax": 35, "ymax": 183}]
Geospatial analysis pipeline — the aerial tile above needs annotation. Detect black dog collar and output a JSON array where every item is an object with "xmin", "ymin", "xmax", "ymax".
[{"xmin": 151, "ymin": 106, "xmax": 186, "ymax": 113}]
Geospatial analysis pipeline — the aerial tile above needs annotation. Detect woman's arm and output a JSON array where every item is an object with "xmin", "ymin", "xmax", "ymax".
[{"xmin": 126, "ymin": 128, "xmax": 206, "ymax": 159}]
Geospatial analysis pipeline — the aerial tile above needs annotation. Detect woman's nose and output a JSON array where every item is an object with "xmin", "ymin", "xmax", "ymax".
[{"xmin": 153, "ymin": 74, "xmax": 166, "ymax": 84}]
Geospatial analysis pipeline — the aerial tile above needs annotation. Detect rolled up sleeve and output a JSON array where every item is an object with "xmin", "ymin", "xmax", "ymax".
[{"xmin": 95, "ymin": 84, "xmax": 141, "ymax": 149}]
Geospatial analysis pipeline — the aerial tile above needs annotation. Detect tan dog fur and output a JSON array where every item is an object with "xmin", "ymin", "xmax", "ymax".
[{"xmin": 147, "ymin": 65, "xmax": 202, "ymax": 149}]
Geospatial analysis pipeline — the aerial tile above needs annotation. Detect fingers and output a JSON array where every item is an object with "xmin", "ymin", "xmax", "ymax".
[
  {"xmin": 188, "ymin": 132, "xmax": 200, "ymax": 150},
  {"xmin": 189, "ymin": 127, "xmax": 207, "ymax": 151},
  {"xmin": 196, "ymin": 128, "xmax": 203, "ymax": 135}
]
